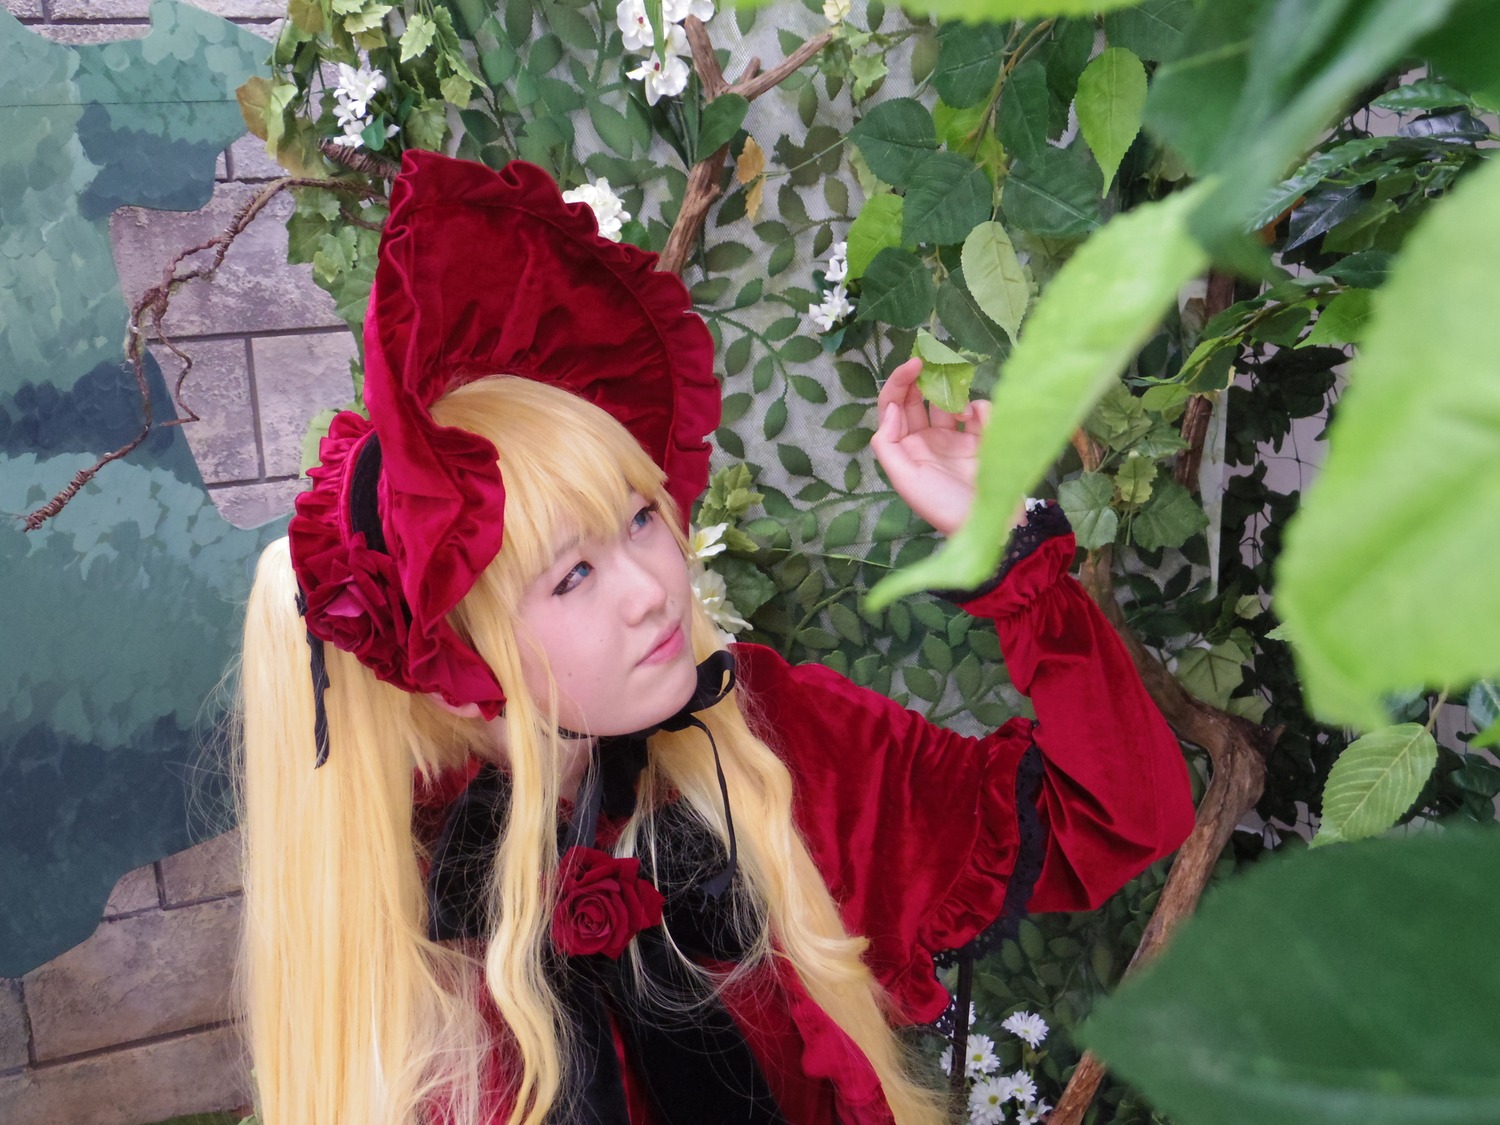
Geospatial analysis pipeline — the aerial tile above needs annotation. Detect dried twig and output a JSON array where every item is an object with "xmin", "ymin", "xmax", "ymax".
[
  {"xmin": 21, "ymin": 175, "xmax": 383, "ymax": 532},
  {"xmin": 658, "ymin": 20, "xmax": 835, "ymax": 275},
  {"xmin": 1174, "ymin": 271, "xmax": 1237, "ymax": 491}
]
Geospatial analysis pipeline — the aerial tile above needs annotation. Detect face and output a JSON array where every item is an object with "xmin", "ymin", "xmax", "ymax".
[{"xmin": 513, "ymin": 493, "xmax": 698, "ymax": 737}]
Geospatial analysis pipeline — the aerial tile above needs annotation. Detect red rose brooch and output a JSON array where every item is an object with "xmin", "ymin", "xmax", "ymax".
[{"xmin": 551, "ymin": 847, "xmax": 666, "ymax": 959}]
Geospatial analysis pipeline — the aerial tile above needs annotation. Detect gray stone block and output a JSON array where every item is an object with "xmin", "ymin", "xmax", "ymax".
[
  {"xmin": 0, "ymin": 980, "xmax": 28, "ymax": 1071},
  {"xmin": 160, "ymin": 830, "xmax": 242, "ymax": 905},
  {"xmin": 152, "ymin": 338, "xmax": 261, "ymax": 484},
  {"xmin": 153, "ymin": 337, "xmax": 261, "ymax": 484},
  {"xmin": 24, "ymin": 898, "xmax": 242, "ymax": 1062},
  {"xmin": 49, "ymin": 0, "xmax": 286, "ymax": 17},
  {"xmin": 27, "ymin": 20, "xmax": 149, "ymax": 42},
  {"xmin": 0, "ymin": 1025, "xmax": 250, "ymax": 1125},
  {"xmin": 3, "ymin": 0, "xmax": 44, "ymax": 19},
  {"xmin": 111, "ymin": 183, "xmax": 343, "ymax": 338},
  {"xmin": 227, "ymin": 132, "xmax": 287, "ymax": 182},
  {"xmin": 251, "ymin": 330, "xmax": 359, "ymax": 478},
  {"xmin": 209, "ymin": 477, "xmax": 307, "ymax": 529},
  {"xmin": 103, "ymin": 864, "xmax": 158, "ymax": 919}
]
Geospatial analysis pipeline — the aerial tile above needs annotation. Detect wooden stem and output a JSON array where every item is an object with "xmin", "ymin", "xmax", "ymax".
[{"xmin": 657, "ymin": 21, "xmax": 834, "ymax": 276}]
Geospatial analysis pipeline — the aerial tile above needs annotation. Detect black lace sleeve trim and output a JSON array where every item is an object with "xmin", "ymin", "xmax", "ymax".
[
  {"xmin": 931, "ymin": 742, "xmax": 1048, "ymax": 1004},
  {"xmin": 935, "ymin": 499, "xmax": 1072, "ymax": 605}
]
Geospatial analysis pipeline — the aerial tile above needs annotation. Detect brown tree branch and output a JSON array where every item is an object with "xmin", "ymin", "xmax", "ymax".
[
  {"xmin": 21, "ymin": 175, "xmax": 383, "ymax": 532},
  {"xmin": 1174, "ymin": 270, "xmax": 1237, "ymax": 491},
  {"xmin": 658, "ymin": 21, "xmax": 834, "ymax": 275}
]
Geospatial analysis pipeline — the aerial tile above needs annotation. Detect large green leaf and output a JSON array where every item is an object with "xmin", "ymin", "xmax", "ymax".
[
  {"xmin": 932, "ymin": 21, "xmax": 1007, "ymax": 109},
  {"xmin": 1001, "ymin": 146, "xmax": 1101, "ymax": 238},
  {"xmin": 1076, "ymin": 47, "xmax": 1147, "ymax": 194},
  {"xmin": 696, "ymin": 93, "xmax": 749, "ymax": 157},
  {"xmin": 868, "ymin": 186, "xmax": 1208, "ymax": 607},
  {"xmin": 854, "ymin": 247, "xmax": 937, "ymax": 330},
  {"xmin": 1103, "ymin": 0, "xmax": 1194, "ymax": 62},
  {"xmin": 960, "ymin": 221, "xmax": 1028, "ymax": 343},
  {"xmin": 847, "ymin": 97, "xmax": 938, "ymax": 187},
  {"xmin": 845, "ymin": 193, "xmax": 905, "ymax": 280},
  {"xmin": 1057, "ymin": 471, "xmax": 1118, "ymax": 550},
  {"xmin": 912, "ymin": 329, "xmax": 974, "ymax": 412},
  {"xmin": 902, "ymin": 151, "xmax": 993, "ymax": 246},
  {"xmin": 1276, "ymin": 153, "xmax": 1500, "ymax": 729},
  {"xmin": 1147, "ymin": 0, "xmax": 1460, "ymax": 254},
  {"xmin": 1080, "ymin": 831, "xmax": 1500, "ymax": 1125},
  {"xmin": 995, "ymin": 58, "xmax": 1050, "ymax": 165},
  {"xmin": 905, "ymin": 0, "xmax": 1148, "ymax": 21},
  {"xmin": 1311, "ymin": 723, "xmax": 1439, "ymax": 847}
]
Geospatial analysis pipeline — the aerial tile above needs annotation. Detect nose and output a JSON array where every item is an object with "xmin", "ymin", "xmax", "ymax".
[{"xmin": 618, "ymin": 551, "xmax": 669, "ymax": 625}]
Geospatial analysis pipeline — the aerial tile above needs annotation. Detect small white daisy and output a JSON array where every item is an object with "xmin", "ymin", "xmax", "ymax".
[{"xmin": 1001, "ymin": 1011, "xmax": 1049, "ymax": 1049}]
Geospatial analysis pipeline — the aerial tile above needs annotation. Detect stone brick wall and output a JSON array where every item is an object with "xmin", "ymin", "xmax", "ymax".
[{"xmin": 1, "ymin": 1, "xmax": 354, "ymax": 1120}]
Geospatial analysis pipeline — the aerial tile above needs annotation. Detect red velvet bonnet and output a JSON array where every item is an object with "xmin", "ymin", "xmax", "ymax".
[{"xmin": 288, "ymin": 151, "xmax": 720, "ymax": 720}]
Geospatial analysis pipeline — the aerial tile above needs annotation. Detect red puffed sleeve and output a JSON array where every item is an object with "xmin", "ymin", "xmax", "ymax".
[{"xmin": 731, "ymin": 532, "xmax": 1194, "ymax": 1025}]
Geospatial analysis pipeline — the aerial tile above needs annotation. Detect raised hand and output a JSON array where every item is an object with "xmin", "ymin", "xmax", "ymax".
[{"xmin": 868, "ymin": 357, "xmax": 994, "ymax": 538}]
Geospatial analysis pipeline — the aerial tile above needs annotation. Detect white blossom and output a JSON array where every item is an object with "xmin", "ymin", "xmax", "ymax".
[
  {"xmin": 1001, "ymin": 1011, "xmax": 1049, "ymax": 1049},
  {"xmin": 825, "ymin": 256, "xmax": 848, "ymax": 283},
  {"xmin": 626, "ymin": 24, "xmax": 691, "ymax": 105},
  {"xmin": 689, "ymin": 523, "xmax": 730, "ymax": 562},
  {"xmin": 561, "ymin": 178, "xmax": 631, "ymax": 241},
  {"xmin": 968, "ymin": 1077, "xmax": 1009, "ymax": 1125},
  {"xmin": 822, "ymin": 0, "xmax": 851, "ymax": 23},
  {"xmin": 692, "ymin": 569, "xmax": 750, "ymax": 640},
  {"xmin": 662, "ymin": 0, "xmax": 715, "ymax": 21},
  {"xmin": 807, "ymin": 284, "xmax": 855, "ymax": 332},
  {"xmin": 334, "ymin": 61, "xmax": 386, "ymax": 118},
  {"xmin": 1016, "ymin": 1102, "xmax": 1051, "ymax": 1124},
  {"xmin": 996, "ymin": 1071, "xmax": 1037, "ymax": 1106},
  {"xmin": 940, "ymin": 1033, "xmax": 1000, "ymax": 1079},
  {"xmin": 616, "ymin": 0, "xmax": 654, "ymax": 53}
]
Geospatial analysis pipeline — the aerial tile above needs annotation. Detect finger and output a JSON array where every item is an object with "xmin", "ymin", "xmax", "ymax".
[
  {"xmin": 870, "ymin": 403, "xmax": 917, "ymax": 477},
  {"xmin": 929, "ymin": 401, "xmax": 965, "ymax": 431},
  {"xmin": 966, "ymin": 399, "xmax": 991, "ymax": 434},
  {"xmin": 879, "ymin": 357, "xmax": 929, "ymax": 433}
]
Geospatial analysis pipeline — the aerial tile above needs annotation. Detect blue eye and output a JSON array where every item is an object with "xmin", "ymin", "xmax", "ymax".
[
  {"xmin": 552, "ymin": 561, "xmax": 593, "ymax": 596},
  {"xmin": 631, "ymin": 502, "xmax": 660, "ymax": 531}
]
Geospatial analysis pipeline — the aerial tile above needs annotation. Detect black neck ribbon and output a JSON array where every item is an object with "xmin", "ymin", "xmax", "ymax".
[{"xmin": 425, "ymin": 651, "xmax": 789, "ymax": 1125}]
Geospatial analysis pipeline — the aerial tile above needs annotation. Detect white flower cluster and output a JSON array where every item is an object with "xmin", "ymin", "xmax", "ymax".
[
  {"xmin": 617, "ymin": 0, "xmax": 714, "ymax": 106},
  {"xmin": 561, "ymin": 178, "xmax": 631, "ymax": 242},
  {"xmin": 689, "ymin": 523, "xmax": 751, "ymax": 642},
  {"xmin": 330, "ymin": 61, "xmax": 398, "ymax": 149},
  {"xmin": 807, "ymin": 241, "xmax": 854, "ymax": 332},
  {"xmin": 822, "ymin": 0, "xmax": 851, "ymax": 24},
  {"xmin": 939, "ymin": 1010, "xmax": 1052, "ymax": 1124}
]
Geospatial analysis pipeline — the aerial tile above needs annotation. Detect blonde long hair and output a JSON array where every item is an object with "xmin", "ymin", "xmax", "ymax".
[{"xmin": 239, "ymin": 376, "xmax": 944, "ymax": 1125}]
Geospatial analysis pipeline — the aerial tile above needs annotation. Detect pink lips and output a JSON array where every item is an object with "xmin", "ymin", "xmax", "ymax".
[{"xmin": 639, "ymin": 623, "xmax": 685, "ymax": 665}]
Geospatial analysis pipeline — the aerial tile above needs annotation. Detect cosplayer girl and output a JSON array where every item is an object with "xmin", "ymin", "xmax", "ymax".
[{"xmin": 237, "ymin": 152, "xmax": 1195, "ymax": 1125}]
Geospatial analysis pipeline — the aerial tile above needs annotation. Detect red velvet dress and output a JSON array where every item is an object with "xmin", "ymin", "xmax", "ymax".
[{"xmin": 432, "ymin": 532, "xmax": 1196, "ymax": 1124}]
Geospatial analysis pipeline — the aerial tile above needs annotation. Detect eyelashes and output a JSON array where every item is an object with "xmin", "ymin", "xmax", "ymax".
[{"xmin": 551, "ymin": 502, "xmax": 660, "ymax": 596}]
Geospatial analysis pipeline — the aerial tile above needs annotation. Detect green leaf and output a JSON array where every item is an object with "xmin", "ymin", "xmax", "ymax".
[
  {"xmin": 1413, "ymin": 0, "xmax": 1500, "ymax": 109},
  {"xmin": 1276, "ymin": 154, "xmax": 1500, "ymax": 729},
  {"xmin": 848, "ymin": 98, "xmax": 939, "ymax": 187},
  {"xmin": 1175, "ymin": 640, "xmax": 1247, "ymax": 710},
  {"xmin": 1114, "ymin": 452, "xmax": 1156, "ymax": 505},
  {"xmin": 855, "ymin": 247, "xmax": 937, "ymax": 329},
  {"xmin": 1002, "ymin": 147, "xmax": 1102, "ymax": 239},
  {"xmin": 697, "ymin": 93, "xmax": 750, "ymax": 157},
  {"xmin": 1370, "ymin": 78, "xmax": 1474, "ymax": 112},
  {"xmin": 932, "ymin": 22, "xmax": 1007, "ymax": 109},
  {"xmin": 399, "ymin": 11, "xmax": 436, "ymax": 60},
  {"xmin": 996, "ymin": 59, "xmax": 1050, "ymax": 165},
  {"xmin": 1468, "ymin": 681, "xmax": 1500, "ymax": 746},
  {"xmin": 1057, "ymin": 472, "xmax": 1119, "ymax": 550},
  {"xmin": 902, "ymin": 153, "xmax": 992, "ymax": 246},
  {"xmin": 440, "ymin": 75, "xmax": 474, "ymax": 108},
  {"xmin": 868, "ymin": 186, "xmax": 1209, "ymax": 606},
  {"xmin": 1311, "ymin": 724, "xmax": 1439, "ymax": 848},
  {"xmin": 961, "ymin": 222, "xmax": 1028, "ymax": 343},
  {"xmin": 912, "ymin": 330, "xmax": 975, "ymax": 413},
  {"xmin": 1103, "ymin": 0, "xmax": 1194, "ymax": 63},
  {"xmin": 778, "ymin": 443, "xmax": 815, "ymax": 477},
  {"xmin": 846, "ymin": 194, "xmax": 905, "ymax": 280},
  {"xmin": 1298, "ymin": 288, "xmax": 1374, "ymax": 349},
  {"xmin": 1147, "ymin": 0, "xmax": 1461, "ymax": 257},
  {"xmin": 936, "ymin": 270, "xmax": 1010, "ymax": 357},
  {"xmin": 589, "ymin": 102, "xmax": 636, "ymax": 157},
  {"xmin": 1076, "ymin": 47, "xmax": 1148, "ymax": 194},
  {"xmin": 1131, "ymin": 478, "xmax": 1207, "ymax": 550},
  {"xmin": 1080, "ymin": 831, "xmax": 1500, "ymax": 1125},
  {"xmin": 909, "ymin": 0, "xmax": 1148, "ymax": 21}
]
